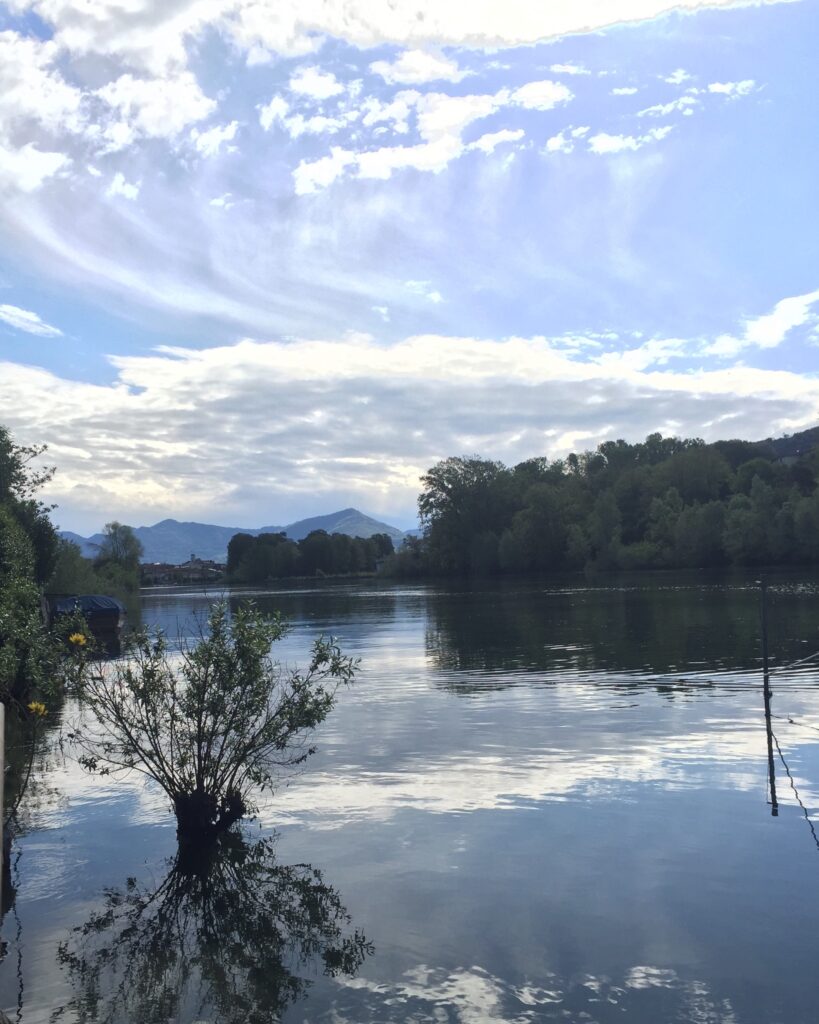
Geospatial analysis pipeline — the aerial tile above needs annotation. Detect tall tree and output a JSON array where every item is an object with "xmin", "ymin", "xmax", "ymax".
[{"xmin": 96, "ymin": 521, "xmax": 144, "ymax": 569}]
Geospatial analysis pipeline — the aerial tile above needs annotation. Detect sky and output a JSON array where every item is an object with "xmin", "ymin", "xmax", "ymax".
[{"xmin": 0, "ymin": 0, "xmax": 817, "ymax": 534}]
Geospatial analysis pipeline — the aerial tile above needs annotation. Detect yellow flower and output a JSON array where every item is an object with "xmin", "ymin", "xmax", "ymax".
[
  {"xmin": 27, "ymin": 701, "xmax": 47, "ymax": 718},
  {"xmin": 68, "ymin": 632, "xmax": 88, "ymax": 647}
]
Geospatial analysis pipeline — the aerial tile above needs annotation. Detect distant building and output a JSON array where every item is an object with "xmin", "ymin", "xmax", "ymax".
[{"xmin": 140, "ymin": 554, "xmax": 226, "ymax": 585}]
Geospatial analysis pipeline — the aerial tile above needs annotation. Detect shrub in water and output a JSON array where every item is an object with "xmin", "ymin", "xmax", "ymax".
[{"xmin": 73, "ymin": 603, "xmax": 357, "ymax": 841}]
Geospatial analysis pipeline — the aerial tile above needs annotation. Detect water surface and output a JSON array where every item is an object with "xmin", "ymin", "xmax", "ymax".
[{"xmin": 4, "ymin": 570, "xmax": 819, "ymax": 1022}]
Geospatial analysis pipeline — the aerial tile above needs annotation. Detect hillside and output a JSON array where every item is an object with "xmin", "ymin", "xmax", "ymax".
[
  {"xmin": 767, "ymin": 425, "xmax": 819, "ymax": 459},
  {"xmin": 60, "ymin": 508, "xmax": 405, "ymax": 564}
]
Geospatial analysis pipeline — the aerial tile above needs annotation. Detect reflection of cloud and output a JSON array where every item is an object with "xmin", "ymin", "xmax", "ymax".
[
  {"xmin": 332, "ymin": 961, "xmax": 739, "ymax": 1022},
  {"xmin": 254, "ymin": 665, "xmax": 805, "ymax": 829}
]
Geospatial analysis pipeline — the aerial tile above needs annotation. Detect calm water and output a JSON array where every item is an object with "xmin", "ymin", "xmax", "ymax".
[{"xmin": 4, "ymin": 570, "xmax": 819, "ymax": 1022}]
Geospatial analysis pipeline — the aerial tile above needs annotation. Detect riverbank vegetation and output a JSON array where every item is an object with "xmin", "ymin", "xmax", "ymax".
[
  {"xmin": 49, "ymin": 521, "xmax": 143, "ymax": 599},
  {"xmin": 0, "ymin": 426, "xmax": 62, "ymax": 705},
  {"xmin": 228, "ymin": 529, "xmax": 394, "ymax": 582},
  {"xmin": 385, "ymin": 432, "xmax": 819, "ymax": 577}
]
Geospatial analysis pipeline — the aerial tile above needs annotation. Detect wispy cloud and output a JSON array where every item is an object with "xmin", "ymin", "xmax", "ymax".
[
  {"xmin": 706, "ymin": 289, "xmax": 819, "ymax": 356},
  {"xmin": 0, "ymin": 303, "xmax": 63, "ymax": 337}
]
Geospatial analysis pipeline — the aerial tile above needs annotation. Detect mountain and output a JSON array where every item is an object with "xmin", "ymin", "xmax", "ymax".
[
  {"xmin": 265, "ymin": 508, "xmax": 404, "ymax": 543},
  {"xmin": 59, "ymin": 509, "xmax": 405, "ymax": 564}
]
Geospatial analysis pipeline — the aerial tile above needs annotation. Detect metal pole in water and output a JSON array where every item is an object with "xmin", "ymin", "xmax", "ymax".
[{"xmin": 760, "ymin": 579, "xmax": 778, "ymax": 816}]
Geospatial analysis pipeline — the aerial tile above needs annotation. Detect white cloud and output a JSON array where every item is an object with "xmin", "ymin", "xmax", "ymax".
[
  {"xmin": 611, "ymin": 86, "xmax": 639, "ymax": 95},
  {"xmin": 289, "ymin": 65, "xmax": 344, "ymax": 99},
  {"xmin": 545, "ymin": 125, "xmax": 589, "ymax": 154},
  {"xmin": 511, "ymin": 79, "xmax": 573, "ymax": 110},
  {"xmin": 549, "ymin": 62, "xmax": 591, "ymax": 75},
  {"xmin": 355, "ymin": 136, "xmax": 463, "ymax": 179},
  {"xmin": 105, "ymin": 171, "xmax": 140, "ymax": 200},
  {"xmin": 293, "ymin": 145, "xmax": 356, "ymax": 194},
  {"xmin": 191, "ymin": 120, "xmax": 238, "ymax": 156},
  {"xmin": 638, "ymin": 95, "xmax": 699, "ymax": 116},
  {"xmin": 360, "ymin": 92, "xmax": 419, "ymax": 134},
  {"xmin": 469, "ymin": 128, "xmax": 525, "ymax": 154},
  {"xmin": 0, "ymin": 303, "xmax": 63, "ymax": 337},
  {"xmin": 2, "ymin": 325, "xmax": 818, "ymax": 530},
  {"xmin": 0, "ymin": 142, "xmax": 69, "ymax": 191},
  {"xmin": 415, "ymin": 90, "xmax": 508, "ymax": 142},
  {"xmin": 333, "ymin": 88, "xmax": 515, "ymax": 184},
  {"xmin": 743, "ymin": 290, "xmax": 819, "ymax": 348},
  {"xmin": 405, "ymin": 281, "xmax": 444, "ymax": 303},
  {"xmin": 2, "ymin": 1, "xmax": 795, "ymax": 86},
  {"xmin": 664, "ymin": 68, "xmax": 692, "ymax": 84},
  {"xmin": 0, "ymin": 30, "xmax": 85, "ymax": 136},
  {"xmin": 372, "ymin": 304, "xmax": 390, "ymax": 321},
  {"xmin": 370, "ymin": 49, "xmax": 467, "ymax": 85},
  {"xmin": 258, "ymin": 94, "xmax": 289, "ymax": 130},
  {"xmin": 209, "ymin": 192, "xmax": 234, "ymax": 208},
  {"xmin": 96, "ymin": 72, "xmax": 216, "ymax": 139},
  {"xmin": 588, "ymin": 125, "xmax": 673, "ymax": 154},
  {"xmin": 220, "ymin": 0, "xmax": 798, "ymax": 61},
  {"xmin": 707, "ymin": 79, "xmax": 756, "ymax": 96},
  {"xmin": 705, "ymin": 289, "xmax": 819, "ymax": 356},
  {"xmin": 285, "ymin": 111, "xmax": 353, "ymax": 138}
]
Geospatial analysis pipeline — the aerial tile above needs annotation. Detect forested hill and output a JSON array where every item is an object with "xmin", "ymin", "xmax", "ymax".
[{"xmin": 390, "ymin": 428, "xmax": 819, "ymax": 577}]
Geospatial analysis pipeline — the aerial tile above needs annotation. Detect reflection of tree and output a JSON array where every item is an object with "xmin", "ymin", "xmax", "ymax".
[
  {"xmin": 52, "ymin": 833, "xmax": 372, "ymax": 1024},
  {"xmin": 424, "ymin": 574, "xmax": 819, "ymax": 693}
]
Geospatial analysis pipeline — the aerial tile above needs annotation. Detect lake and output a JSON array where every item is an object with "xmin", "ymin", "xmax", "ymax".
[{"xmin": 3, "ymin": 570, "xmax": 819, "ymax": 1022}]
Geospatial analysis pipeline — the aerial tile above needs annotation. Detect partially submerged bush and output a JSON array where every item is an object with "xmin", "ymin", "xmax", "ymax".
[{"xmin": 73, "ymin": 603, "xmax": 357, "ymax": 840}]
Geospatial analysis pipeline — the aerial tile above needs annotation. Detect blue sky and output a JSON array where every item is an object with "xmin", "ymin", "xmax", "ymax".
[{"xmin": 0, "ymin": 0, "xmax": 817, "ymax": 533}]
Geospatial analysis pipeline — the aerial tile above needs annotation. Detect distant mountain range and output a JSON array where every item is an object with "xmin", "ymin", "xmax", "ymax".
[{"xmin": 60, "ymin": 508, "xmax": 406, "ymax": 564}]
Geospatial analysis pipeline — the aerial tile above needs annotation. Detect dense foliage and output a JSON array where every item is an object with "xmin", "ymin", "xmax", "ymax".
[
  {"xmin": 398, "ymin": 432, "xmax": 819, "ymax": 576},
  {"xmin": 0, "ymin": 426, "xmax": 63, "ymax": 702},
  {"xmin": 228, "ymin": 529, "xmax": 394, "ymax": 581},
  {"xmin": 73, "ymin": 603, "xmax": 358, "ymax": 839},
  {"xmin": 49, "ymin": 520, "xmax": 143, "ymax": 599}
]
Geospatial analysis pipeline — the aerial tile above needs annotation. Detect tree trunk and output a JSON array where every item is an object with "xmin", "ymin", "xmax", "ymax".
[{"xmin": 173, "ymin": 787, "xmax": 246, "ymax": 843}]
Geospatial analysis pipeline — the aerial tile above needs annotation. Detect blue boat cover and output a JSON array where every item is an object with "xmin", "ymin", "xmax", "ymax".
[{"xmin": 52, "ymin": 594, "xmax": 124, "ymax": 617}]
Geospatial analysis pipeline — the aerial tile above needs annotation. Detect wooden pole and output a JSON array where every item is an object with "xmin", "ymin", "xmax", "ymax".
[{"xmin": 760, "ymin": 579, "xmax": 778, "ymax": 816}]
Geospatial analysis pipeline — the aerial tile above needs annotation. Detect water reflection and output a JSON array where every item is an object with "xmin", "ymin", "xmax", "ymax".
[
  {"xmin": 51, "ymin": 833, "xmax": 372, "ymax": 1024},
  {"xmin": 424, "ymin": 572, "xmax": 819, "ymax": 687},
  {"xmin": 330, "ymin": 962, "xmax": 743, "ymax": 1022}
]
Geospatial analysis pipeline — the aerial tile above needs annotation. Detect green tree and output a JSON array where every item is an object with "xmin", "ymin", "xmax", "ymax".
[
  {"xmin": 48, "ymin": 537, "xmax": 99, "ymax": 593},
  {"xmin": 227, "ymin": 532, "xmax": 257, "ymax": 576},
  {"xmin": 419, "ymin": 456, "xmax": 514, "ymax": 574},
  {"xmin": 96, "ymin": 520, "xmax": 144, "ymax": 569}
]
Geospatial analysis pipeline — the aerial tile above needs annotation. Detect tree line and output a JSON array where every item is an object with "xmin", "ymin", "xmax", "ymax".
[
  {"xmin": 385, "ymin": 432, "xmax": 819, "ymax": 577},
  {"xmin": 228, "ymin": 529, "xmax": 394, "ymax": 582}
]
